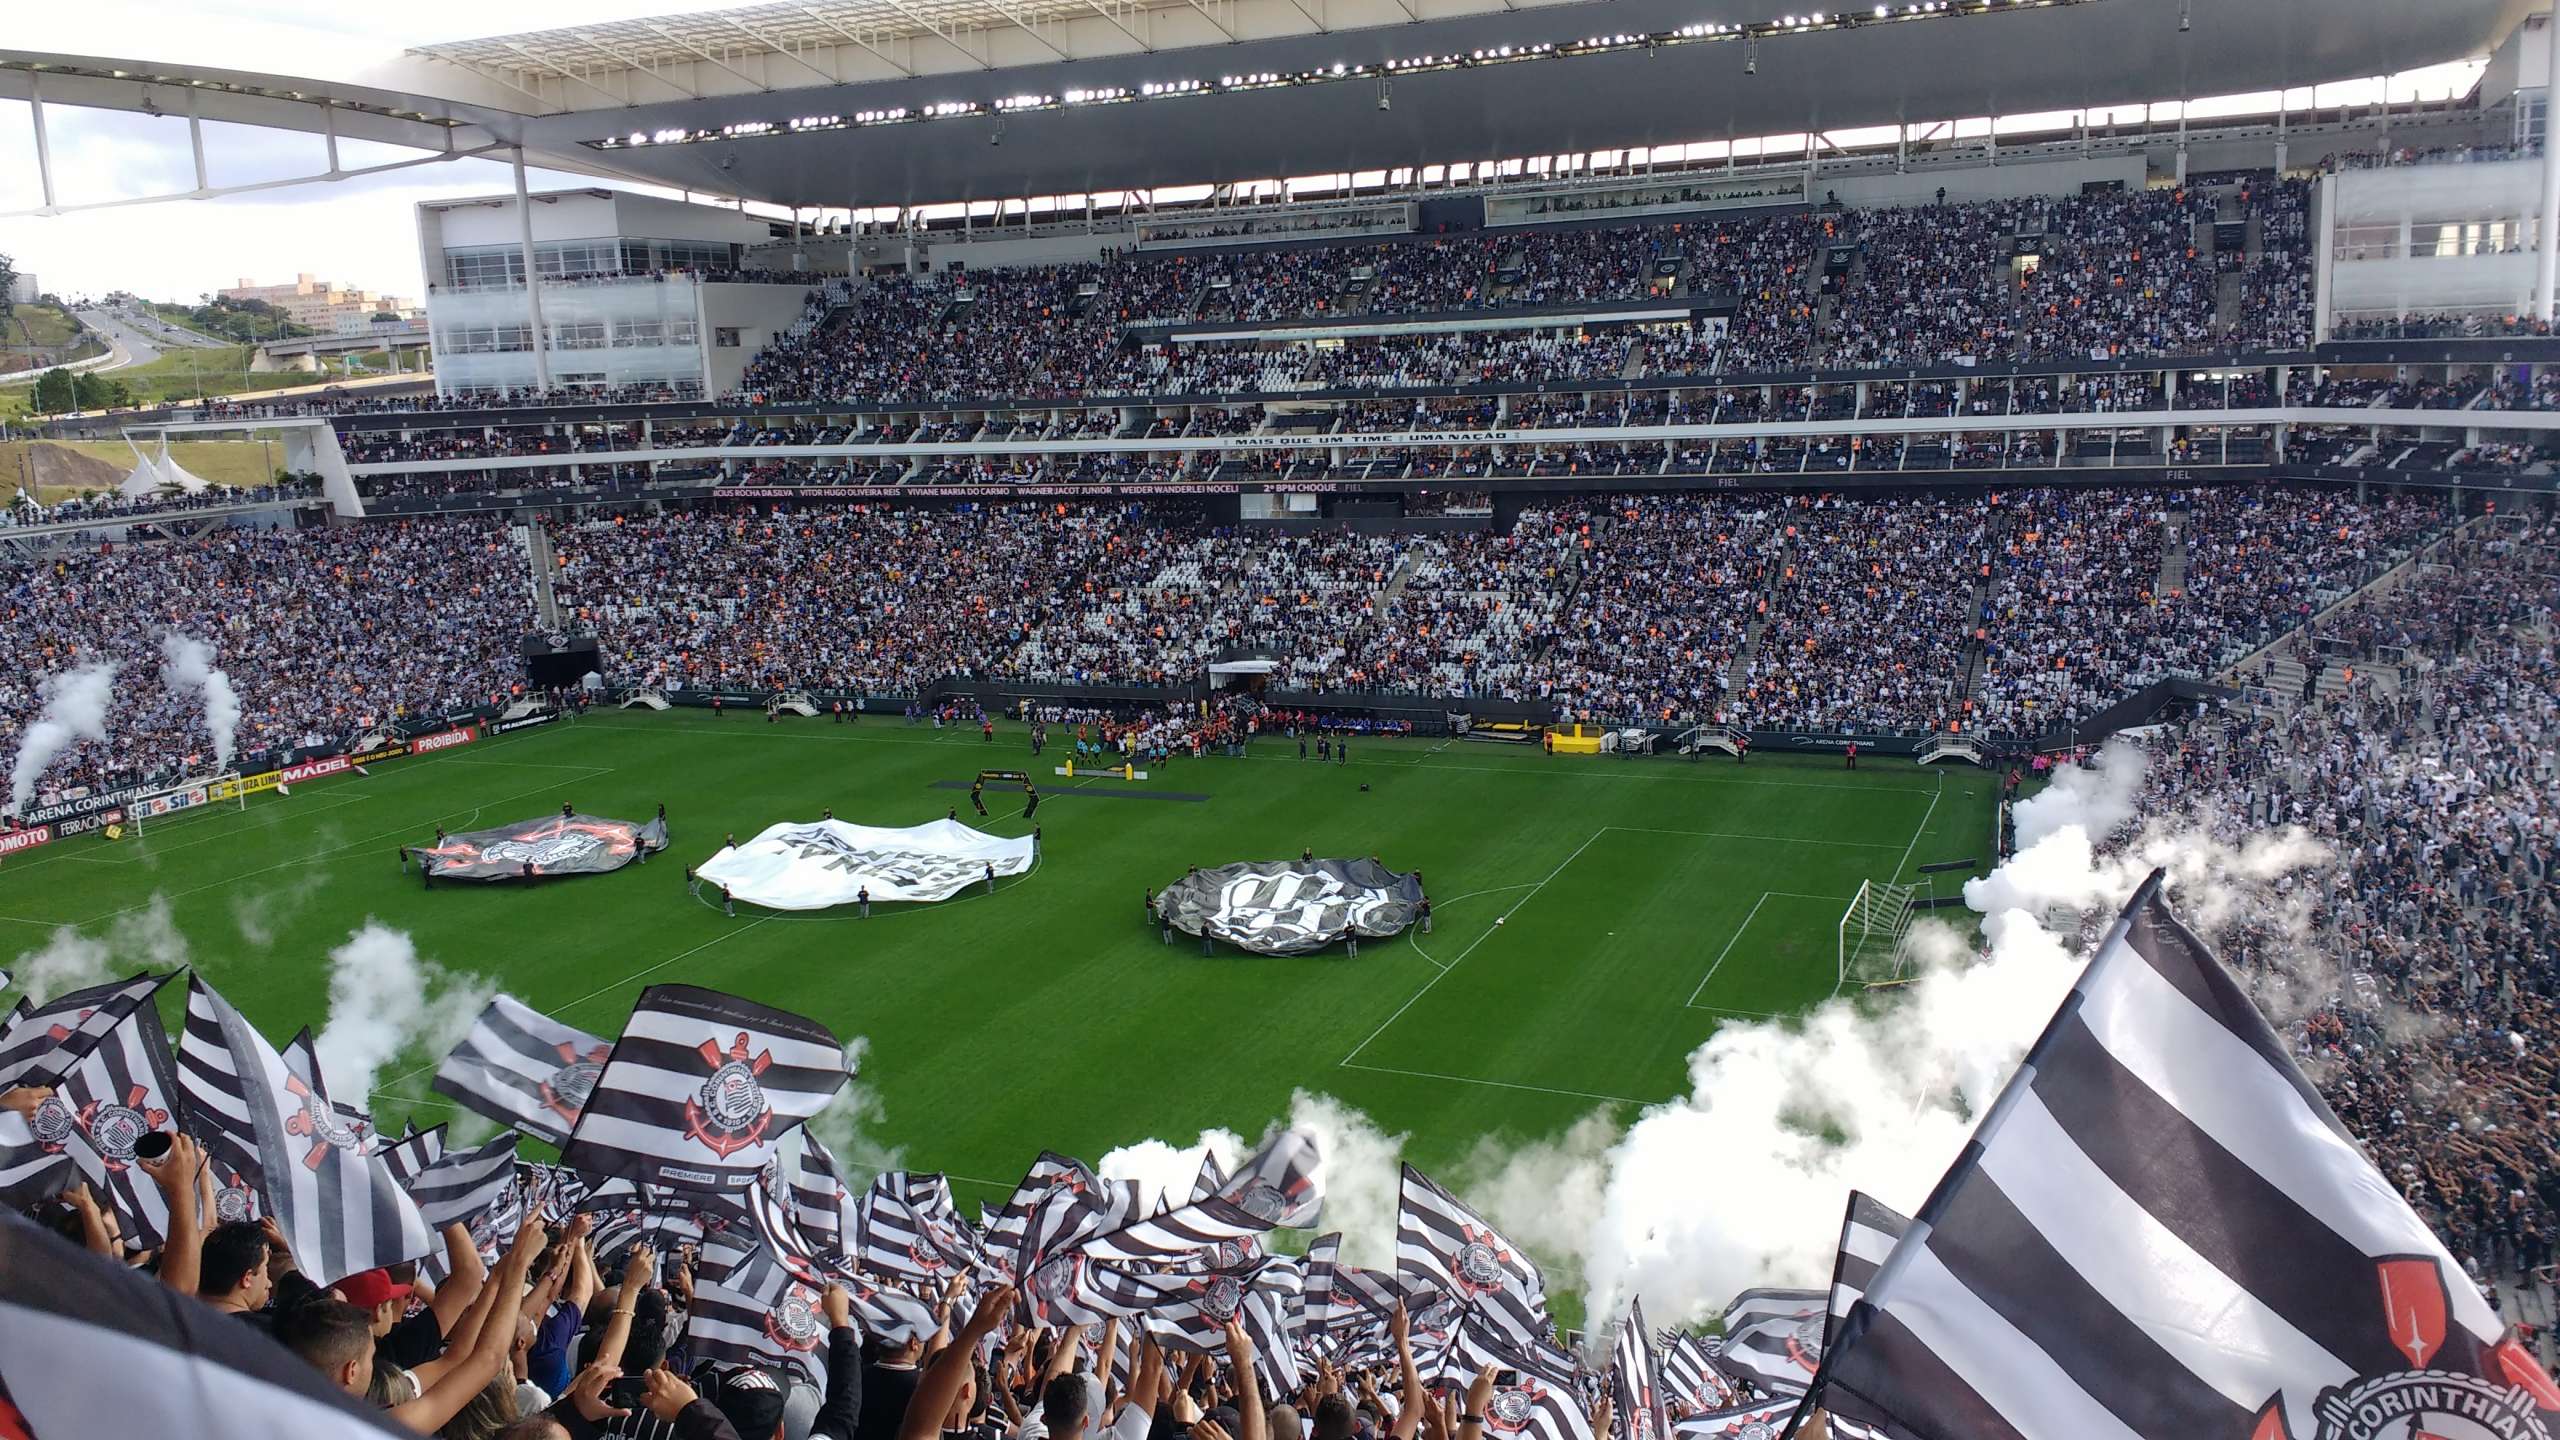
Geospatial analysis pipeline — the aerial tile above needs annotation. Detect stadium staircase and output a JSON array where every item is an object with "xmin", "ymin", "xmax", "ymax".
[
  {"xmin": 1955, "ymin": 514, "xmax": 2006, "ymax": 713},
  {"xmin": 518, "ymin": 522, "xmax": 562, "ymax": 629},
  {"xmin": 2158, "ymin": 510, "xmax": 2190, "ymax": 597},
  {"xmin": 2218, "ymin": 514, "xmax": 2489, "ymax": 704}
]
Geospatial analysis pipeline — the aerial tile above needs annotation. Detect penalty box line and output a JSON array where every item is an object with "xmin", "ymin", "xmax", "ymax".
[{"xmin": 1343, "ymin": 824, "xmax": 1869, "ymax": 1100}]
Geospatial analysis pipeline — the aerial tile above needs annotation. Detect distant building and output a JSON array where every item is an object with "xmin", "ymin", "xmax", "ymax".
[
  {"xmin": 218, "ymin": 274, "xmax": 420, "ymax": 333},
  {"xmin": 6, "ymin": 274, "xmax": 36, "ymax": 306},
  {"xmin": 416, "ymin": 188, "xmax": 826, "ymax": 397}
]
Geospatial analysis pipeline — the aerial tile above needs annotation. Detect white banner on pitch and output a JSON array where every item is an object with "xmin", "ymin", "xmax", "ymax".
[{"xmin": 697, "ymin": 818, "xmax": 1034, "ymax": 909}]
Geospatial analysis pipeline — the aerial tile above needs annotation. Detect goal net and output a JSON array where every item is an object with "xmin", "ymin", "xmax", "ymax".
[
  {"xmin": 126, "ymin": 773, "xmax": 247, "ymax": 839},
  {"xmin": 1838, "ymin": 879, "xmax": 1919, "ymax": 988}
]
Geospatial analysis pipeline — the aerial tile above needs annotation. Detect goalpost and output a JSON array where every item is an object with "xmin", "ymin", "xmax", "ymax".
[
  {"xmin": 1837, "ymin": 879, "xmax": 1920, "ymax": 988},
  {"xmin": 124, "ymin": 772, "xmax": 248, "ymax": 839}
]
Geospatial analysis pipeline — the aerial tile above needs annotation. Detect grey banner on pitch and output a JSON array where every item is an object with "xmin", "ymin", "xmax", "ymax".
[{"xmin": 1161, "ymin": 859, "xmax": 1422, "ymax": 955}]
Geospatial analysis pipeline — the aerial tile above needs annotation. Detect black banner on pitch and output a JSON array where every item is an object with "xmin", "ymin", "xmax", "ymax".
[
  {"xmin": 418, "ymin": 813, "xmax": 667, "ymax": 881},
  {"xmin": 1160, "ymin": 859, "xmax": 1423, "ymax": 955}
]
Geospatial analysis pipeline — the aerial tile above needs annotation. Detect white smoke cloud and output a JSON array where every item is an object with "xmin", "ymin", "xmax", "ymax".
[
  {"xmin": 808, "ymin": 1037, "xmax": 902, "ymax": 1175},
  {"xmin": 158, "ymin": 632, "xmax": 242, "ymax": 772},
  {"xmin": 7, "ymin": 895, "xmax": 190, "ymax": 1002},
  {"xmin": 8, "ymin": 663, "xmax": 116, "ymax": 815},
  {"xmin": 313, "ymin": 922, "xmax": 492, "ymax": 1107},
  {"xmin": 1099, "ymin": 1126, "xmax": 1245, "ymax": 1211},
  {"xmin": 1284, "ymin": 1091, "xmax": 1408, "ymax": 1266},
  {"xmin": 2010, "ymin": 738, "xmax": 2146, "ymax": 851}
]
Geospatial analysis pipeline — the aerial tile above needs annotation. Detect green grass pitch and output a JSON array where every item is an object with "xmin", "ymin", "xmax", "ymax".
[{"xmin": 0, "ymin": 714, "xmax": 1995, "ymax": 1211}]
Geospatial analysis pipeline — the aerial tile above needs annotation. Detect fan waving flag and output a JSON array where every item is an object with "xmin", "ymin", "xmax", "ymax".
[
  {"xmin": 1190, "ymin": 1150, "xmax": 1229, "ymax": 1204},
  {"xmin": 1609, "ymin": 1299, "xmax": 1672, "ymax": 1440},
  {"xmin": 1397, "ymin": 1164, "xmax": 1550, "ymax": 1348},
  {"xmin": 174, "ymin": 975, "xmax": 434, "ymax": 1285},
  {"xmin": 431, "ymin": 994, "xmax": 612, "ymax": 1146},
  {"xmin": 558, "ymin": 984, "xmax": 850, "ymax": 1195},
  {"xmin": 1803, "ymin": 873, "xmax": 2560, "ymax": 1440},
  {"xmin": 0, "ymin": 972, "xmax": 166, "ymax": 1088},
  {"xmin": 29, "ymin": 1001, "xmax": 187, "ymax": 1247}
]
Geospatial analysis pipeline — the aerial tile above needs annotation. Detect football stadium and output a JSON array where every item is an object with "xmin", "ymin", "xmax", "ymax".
[{"xmin": 1, "ymin": 0, "xmax": 2558, "ymax": 1436}]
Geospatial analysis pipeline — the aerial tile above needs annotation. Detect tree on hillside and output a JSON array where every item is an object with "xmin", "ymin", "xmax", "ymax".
[
  {"xmin": 70, "ymin": 371, "xmax": 131, "ymax": 410},
  {"xmin": 30, "ymin": 366, "xmax": 75, "ymax": 413},
  {"xmin": 0, "ymin": 251, "xmax": 16, "ymax": 325}
]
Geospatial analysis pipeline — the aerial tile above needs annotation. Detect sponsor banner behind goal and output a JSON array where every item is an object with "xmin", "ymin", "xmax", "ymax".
[
  {"xmin": 698, "ymin": 818, "xmax": 1034, "ymax": 909},
  {"xmin": 409, "ymin": 727, "xmax": 479, "ymax": 756},
  {"xmin": 0, "ymin": 826, "xmax": 54, "ymax": 857}
]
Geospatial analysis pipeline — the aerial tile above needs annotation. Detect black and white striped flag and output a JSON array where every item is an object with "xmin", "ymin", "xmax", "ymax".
[
  {"xmin": 1660, "ymin": 1334, "xmax": 1737, "ymax": 1417},
  {"xmin": 1466, "ymin": 1328, "xmax": 1595, "ymax": 1440},
  {"xmin": 0, "ymin": 1210, "xmax": 413, "ymax": 1439},
  {"xmin": 430, "ymin": 994, "xmax": 610, "ymax": 1146},
  {"xmin": 174, "ymin": 974, "xmax": 434, "ymax": 1286},
  {"xmin": 1190, "ymin": 1150, "xmax": 1229, "ymax": 1204},
  {"xmin": 0, "ymin": 972, "xmax": 165, "ymax": 1087},
  {"xmin": 859, "ymin": 1171, "xmax": 988, "ymax": 1285},
  {"xmin": 1713, "ymin": 1289, "xmax": 1826, "ymax": 1396},
  {"xmin": 1396, "ymin": 1164, "xmax": 1550, "ymax": 1349},
  {"xmin": 1082, "ymin": 1193, "xmax": 1273, "ymax": 1267},
  {"xmin": 1809, "ymin": 1193, "xmax": 1915, "ymax": 1440},
  {"xmin": 1609, "ymin": 1298, "xmax": 1672, "ymax": 1440},
  {"xmin": 1307, "ymin": 1234, "xmax": 1399, "ymax": 1335},
  {"xmin": 558, "ymin": 984, "xmax": 849, "ymax": 1194},
  {"xmin": 1208, "ymin": 1130, "xmax": 1323, "ymax": 1228},
  {"xmin": 29, "ymin": 1000, "xmax": 185, "ymax": 1248},
  {"xmin": 1673, "ymin": 1397, "xmax": 1796, "ymax": 1439},
  {"xmin": 690, "ymin": 1242, "xmax": 833, "ymax": 1385},
  {"xmin": 986, "ymin": 1152, "xmax": 1099, "ymax": 1272},
  {"xmin": 405, "ymin": 1134, "xmax": 520, "ymax": 1229},
  {"xmin": 0, "ymin": 1107, "xmax": 74, "ymax": 1208},
  {"xmin": 280, "ymin": 1030, "xmax": 377, "ymax": 1155},
  {"xmin": 777, "ymin": 1128, "xmax": 852, "ymax": 1260},
  {"xmin": 380, "ymin": 1124, "xmax": 445, "ymax": 1189},
  {"xmin": 1805, "ymin": 875, "xmax": 2560, "ymax": 1440}
]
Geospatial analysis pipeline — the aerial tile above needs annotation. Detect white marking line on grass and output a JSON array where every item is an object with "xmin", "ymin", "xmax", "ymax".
[
  {"xmin": 1338, "ymin": 827, "xmax": 1609, "ymax": 1068},
  {"xmin": 1606, "ymin": 825, "xmax": 1901, "ymax": 850},
  {"xmin": 1338, "ymin": 1060, "xmax": 1652, "ymax": 1107},
  {"xmin": 1404, "ymin": 882, "xmax": 1540, "ymax": 970},
  {"xmin": 0, "ymin": 914, "xmax": 74, "ymax": 929},
  {"xmin": 1685, "ymin": 894, "xmax": 1770, "ymax": 1007},
  {"xmin": 1893, "ymin": 776, "xmax": 1946, "ymax": 881}
]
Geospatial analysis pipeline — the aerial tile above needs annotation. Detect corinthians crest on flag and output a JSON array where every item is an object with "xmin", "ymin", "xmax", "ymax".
[
  {"xmin": 1794, "ymin": 872, "xmax": 2560, "ymax": 1440},
  {"xmin": 559, "ymin": 984, "xmax": 850, "ymax": 1195},
  {"xmin": 432, "ymin": 995, "xmax": 611, "ymax": 1146}
]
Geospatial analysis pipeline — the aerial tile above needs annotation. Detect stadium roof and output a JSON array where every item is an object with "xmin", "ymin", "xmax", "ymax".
[{"xmin": 0, "ymin": 0, "xmax": 2539, "ymax": 210}]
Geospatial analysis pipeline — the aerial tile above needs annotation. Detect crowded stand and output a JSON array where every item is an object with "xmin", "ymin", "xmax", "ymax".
[
  {"xmin": 717, "ymin": 182, "xmax": 2318, "ymax": 408},
  {"xmin": 2100, "ymin": 526, "xmax": 2560, "ymax": 1286},
  {"xmin": 1, "ymin": 521, "xmax": 533, "ymax": 800}
]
